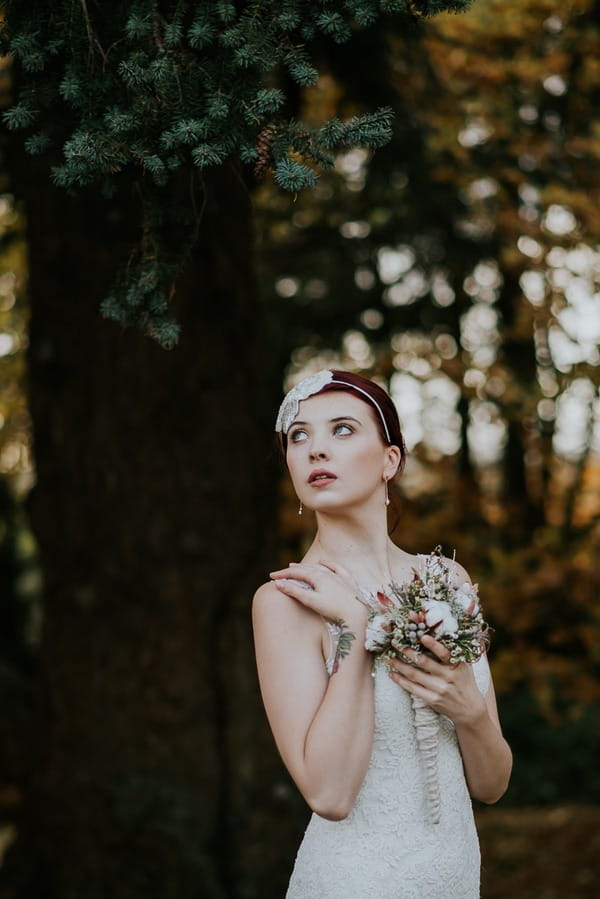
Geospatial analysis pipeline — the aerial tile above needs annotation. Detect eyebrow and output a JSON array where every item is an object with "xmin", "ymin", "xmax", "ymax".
[{"xmin": 290, "ymin": 416, "xmax": 363, "ymax": 427}]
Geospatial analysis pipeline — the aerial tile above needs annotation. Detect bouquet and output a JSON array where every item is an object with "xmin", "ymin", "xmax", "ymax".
[{"xmin": 362, "ymin": 547, "xmax": 489, "ymax": 823}]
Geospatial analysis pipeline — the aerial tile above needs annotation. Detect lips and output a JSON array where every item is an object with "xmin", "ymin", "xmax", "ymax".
[{"xmin": 308, "ymin": 469, "xmax": 337, "ymax": 485}]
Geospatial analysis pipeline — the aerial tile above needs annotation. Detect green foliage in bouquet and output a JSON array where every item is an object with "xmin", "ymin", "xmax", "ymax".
[{"xmin": 364, "ymin": 547, "xmax": 489, "ymax": 666}]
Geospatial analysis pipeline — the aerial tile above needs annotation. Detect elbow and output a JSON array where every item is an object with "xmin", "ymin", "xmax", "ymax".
[
  {"xmin": 475, "ymin": 785, "xmax": 508, "ymax": 805},
  {"xmin": 472, "ymin": 757, "xmax": 513, "ymax": 805},
  {"xmin": 304, "ymin": 790, "xmax": 354, "ymax": 821},
  {"xmin": 297, "ymin": 762, "xmax": 367, "ymax": 821},
  {"xmin": 310, "ymin": 801, "xmax": 352, "ymax": 821}
]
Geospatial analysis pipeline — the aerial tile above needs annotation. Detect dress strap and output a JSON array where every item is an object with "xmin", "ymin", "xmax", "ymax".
[{"xmin": 473, "ymin": 653, "xmax": 491, "ymax": 695}]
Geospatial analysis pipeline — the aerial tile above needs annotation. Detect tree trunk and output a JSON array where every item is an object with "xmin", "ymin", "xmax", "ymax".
[{"xmin": 0, "ymin": 155, "xmax": 296, "ymax": 898}]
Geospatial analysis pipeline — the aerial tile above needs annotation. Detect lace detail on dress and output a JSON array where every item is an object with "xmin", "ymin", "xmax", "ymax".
[{"xmin": 286, "ymin": 655, "xmax": 489, "ymax": 898}]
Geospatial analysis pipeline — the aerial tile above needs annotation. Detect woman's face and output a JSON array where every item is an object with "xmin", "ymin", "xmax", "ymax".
[{"xmin": 285, "ymin": 391, "xmax": 399, "ymax": 514}]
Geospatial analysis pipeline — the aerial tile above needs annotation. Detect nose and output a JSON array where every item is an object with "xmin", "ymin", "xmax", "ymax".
[{"xmin": 309, "ymin": 446, "xmax": 329, "ymax": 463}]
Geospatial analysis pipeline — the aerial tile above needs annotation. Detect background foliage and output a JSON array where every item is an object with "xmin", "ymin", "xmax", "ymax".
[
  {"xmin": 1, "ymin": 0, "xmax": 467, "ymax": 345},
  {"xmin": 256, "ymin": 0, "xmax": 600, "ymax": 806}
]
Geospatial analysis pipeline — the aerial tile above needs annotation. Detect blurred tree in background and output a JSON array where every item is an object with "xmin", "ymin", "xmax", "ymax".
[
  {"xmin": 0, "ymin": 3, "xmax": 476, "ymax": 899},
  {"xmin": 0, "ymin": 0, "xmax": 599, "ymax": 897},
  {"xmin": 257, "ymin": 0, "xmax": 600, "ymax": 808}
]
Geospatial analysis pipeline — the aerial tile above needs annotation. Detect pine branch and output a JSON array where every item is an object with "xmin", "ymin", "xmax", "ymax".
[{"xmin": 1, "ymin": 0, "xmax": 474, "ymax": 345}]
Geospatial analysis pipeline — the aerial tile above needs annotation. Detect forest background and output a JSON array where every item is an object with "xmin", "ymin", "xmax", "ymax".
[{"xmin": 0, "ymin": 1, "xmax": 599, "ymax": 897}]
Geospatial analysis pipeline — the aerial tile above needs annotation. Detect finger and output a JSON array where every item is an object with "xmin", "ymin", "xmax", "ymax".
[
  {"xmin": 391, "ymin": 649, "xmax": 429, "ymax": 671},
  {"xmin": 419, "ymin": 634, "xmax": 452, "ymax": 664},
  {"xmin": 270, "ymin": 564, "xmax": 315, "ymax": 580},
  {"xmin": 318, "ymin": 559, "xmax": 356, "ymax": 582},
  {"xmin": 398, "ymin": 649, "xmax": 421, "ymax": 666},
  {"xmin": 278, "ymin": 561, "xmax": 325, "ymax": 575},
  {"xmin": 389, "ymin": 656, "xmax": 425, "ymax": 679},
  {"xmin": 388, "ymin": 669, "xmax": 438, "ymax": 703},
  {"xmin": 272, "ymin": 577, "xmax": 315, "ymax": 597},
  {"xmin": 389, "ymin": 662, "xmax": 417, "ymax": 679},
  {"xmin": 270, "ymin": 570, "xmax": 316, "ymax": 590},
  {"xmin": 389, "ymin": 656, "xmax": 450, "ymax": 691}
]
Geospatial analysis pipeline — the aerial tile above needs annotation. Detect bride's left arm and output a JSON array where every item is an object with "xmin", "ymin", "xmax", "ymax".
[
  {"xmin": 454, "ymin": 668, "xmax": 513, "ymax": 804},
  {"xmin": 389, "ymin": 638, "xmax": 512, "ymax": 804}
]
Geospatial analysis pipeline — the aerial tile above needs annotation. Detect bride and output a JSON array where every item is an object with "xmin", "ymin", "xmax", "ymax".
[{"xmin": 253, "ymin": 370, "xmax": 512, "ymax": 898}]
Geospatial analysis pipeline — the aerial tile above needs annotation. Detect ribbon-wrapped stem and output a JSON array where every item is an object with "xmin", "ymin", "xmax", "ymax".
[
  {"xmin": 362, "ymin": 547, "xmax": 490, "ymax": 825},
  {"xmin": 411, "ymin": 695, "xmax": 441, "ymax": 824}
]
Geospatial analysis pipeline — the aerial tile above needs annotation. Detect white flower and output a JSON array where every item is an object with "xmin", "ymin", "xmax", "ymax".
[
  {"xmin": 365, "ymin": 614, "xmax": 391, "ymax": 651},
  {"xmin": 417, "ymin": 552, "xmax": 447, "ymax": 580},
  {"xmin": 454, "ymin": 582, "xmax": 480, "ymax": 614},
  {"xmin": 423, "ymin": 599, "xmax": 458, "ymax": 637}
]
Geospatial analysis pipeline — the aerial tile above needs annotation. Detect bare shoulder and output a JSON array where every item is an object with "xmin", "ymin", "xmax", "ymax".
[
  {"xmin": 387, "ymin": 545, "xmax": 422, "ymax": 580},
  {"xmin": 252, "ymin": 580, "xmax": 316, "ymax": 627},
  {"xmin": 253, "ymin": 579, "xmax": 281, "ymax": 608},
  {"xmin": 392, "ymin": 543, "xmax": 473, "ymax": 586},
  {"xmin": 445, "ymin": 557, "xmax": 472, "ymax": 585},
  {"xmin": 252, "ymin": 580, "xmax": 324, "ymax": 672}
]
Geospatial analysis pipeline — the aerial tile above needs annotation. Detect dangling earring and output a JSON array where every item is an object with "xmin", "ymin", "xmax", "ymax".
[
  {"xmin": 384, "ymin": 478, "xmax": 390, "ymax": 507},
  {"xmin": 298, "ymin": 500, "xmax": 303, "ymax": 516}
]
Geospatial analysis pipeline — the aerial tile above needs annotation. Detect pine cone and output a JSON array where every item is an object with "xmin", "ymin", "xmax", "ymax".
[{"xmin": 254, "ymin": 126, "xmax": 274, "ymax": 179}]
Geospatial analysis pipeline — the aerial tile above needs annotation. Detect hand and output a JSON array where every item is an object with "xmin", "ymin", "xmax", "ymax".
[
  {"xmin": 388, "ymin": 634, "xmax": 486, "ymax": 725},
  {"xmin": 269, "ymin": 560, "xmax": 367, "ymax": 627}
]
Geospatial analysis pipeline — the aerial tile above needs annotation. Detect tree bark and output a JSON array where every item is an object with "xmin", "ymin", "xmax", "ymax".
[{"xmin": 0, "ymin": 154, "xmax": 293, "ymax": 898}]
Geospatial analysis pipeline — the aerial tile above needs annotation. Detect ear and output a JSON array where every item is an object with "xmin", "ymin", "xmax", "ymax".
[{"xmin": 383, "ymin": 444, "xmax": 402, "ymax": 480}]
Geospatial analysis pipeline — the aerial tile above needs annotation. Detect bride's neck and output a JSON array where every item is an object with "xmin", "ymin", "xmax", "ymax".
[{"xmin": 309, "ymin": 511, "xmax": 394, "ymax": 583}]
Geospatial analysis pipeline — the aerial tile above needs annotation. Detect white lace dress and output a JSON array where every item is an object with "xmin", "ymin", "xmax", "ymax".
[{"xmin": 286, "ymin": 633, "xmax": 491, "ymax": 899}]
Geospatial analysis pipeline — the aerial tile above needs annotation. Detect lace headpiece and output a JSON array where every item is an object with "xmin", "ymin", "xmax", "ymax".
[{"xmin": 275, "ymin": 369, "xmax": 391, "ymax": 443}]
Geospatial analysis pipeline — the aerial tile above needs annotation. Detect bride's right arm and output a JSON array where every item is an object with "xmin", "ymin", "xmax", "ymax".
[{"xmin": 252, "ymin": 581, "xmax": 374, "ymax": 821}]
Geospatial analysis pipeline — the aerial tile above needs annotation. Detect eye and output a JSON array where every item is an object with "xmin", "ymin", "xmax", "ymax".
[
  {"xmin": 289, "ymin": 428, "xmax": 308, "ymax": 443},
  {"xmin": 334, "ymin": 422, "xmax": 354, "ymax": 436}
]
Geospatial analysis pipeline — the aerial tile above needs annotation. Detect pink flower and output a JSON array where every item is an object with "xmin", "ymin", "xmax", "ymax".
[
  {"xmin": 376, "ymin": 591, "xmax": 394, "ymax": 609},
  {"xmin": 454, "ymin": 582, "xmax": 480, "ymax": 616}
]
